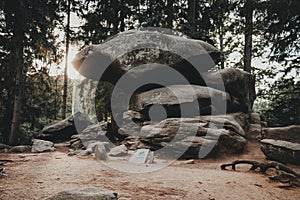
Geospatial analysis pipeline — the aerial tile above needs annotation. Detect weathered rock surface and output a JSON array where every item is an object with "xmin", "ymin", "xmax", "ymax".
[
  {"xmin": 262, "ymin": 125, "xmax": 300, "ymax": 143},
  {"xmin": 130, "ymin": 85, "xmax": 241, "ymax": 118},
  {"xmin": 38, "ymin": 112, "xmax": 91, "ymax": 143},
  {"xmin": 122, "ymin": 113, "xmax": 247, "ymax": 158},
  {"xmin": 261, "ymin": 139, "xmax": 300, "ymax": 165},
  {"xmin": 72, "ymin": 30, "xmax": 220, "ymax": 83},
  {"xmin": 46, "ymin": 187, "xmax": 117, "ymax": 200},
  {"xmin": 31, "ymin": 139, "xmax": 55, "ymax": 153}
]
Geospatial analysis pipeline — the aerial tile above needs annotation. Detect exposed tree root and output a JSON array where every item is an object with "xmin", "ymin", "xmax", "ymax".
[
  {"xmin": 0, "ymin": 168, "xmax": 6, "ymax": 178},
  {"xmin": 0, "ymin": 159, "xmax": 14, "ymax": 166},
  {"xmin": 221, "ymin": 160, "xmax": 300, "ymax": 188}
]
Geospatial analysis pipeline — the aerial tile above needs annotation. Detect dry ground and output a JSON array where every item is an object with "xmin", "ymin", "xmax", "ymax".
[{"xmin": 0, "ymin": 142, "xmax": 299, "ymax": 200}]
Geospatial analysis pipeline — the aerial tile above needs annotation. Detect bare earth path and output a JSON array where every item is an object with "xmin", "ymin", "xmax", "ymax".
[{"xmin": 1, "ymin": 142, "xmax": 299, "ymax": 200}]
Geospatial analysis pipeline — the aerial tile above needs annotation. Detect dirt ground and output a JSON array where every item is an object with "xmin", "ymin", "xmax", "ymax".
[{"xmin": 0, "ymin": 142, "xmax": 299, "ymax": 200}]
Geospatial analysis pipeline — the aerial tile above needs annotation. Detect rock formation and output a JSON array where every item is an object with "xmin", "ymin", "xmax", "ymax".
[{"xmin": 72, "ymin": 29, "xmax": 262, "ymax": 159}]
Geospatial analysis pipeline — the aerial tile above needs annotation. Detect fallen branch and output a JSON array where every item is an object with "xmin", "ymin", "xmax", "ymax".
[{"xmin": 221, "ymin": 159, "xmax": 300, "ymax": 188}]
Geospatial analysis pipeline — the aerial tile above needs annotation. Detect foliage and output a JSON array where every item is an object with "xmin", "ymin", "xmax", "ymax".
[
  {"xmin": 257, "ymin": 78, "xmax": 300, "ymax": 127},
  {"xmin": 0, "ymin": 0, "xmax": 300, "ymax": 144},
  {"xmin": 0, "ymin": 0, "xmax": 63, "ymax": 143}
]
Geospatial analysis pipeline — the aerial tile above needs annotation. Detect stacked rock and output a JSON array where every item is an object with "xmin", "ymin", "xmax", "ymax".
[{"xmin": 72, "ymin": 30, "xmax": 259, "ymax": 158}]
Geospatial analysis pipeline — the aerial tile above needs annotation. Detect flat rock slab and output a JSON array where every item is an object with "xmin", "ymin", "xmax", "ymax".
[
  {"xmin": 130, "ymin": 85, "xmax": 241, "ymax": 118},
  {"xmin": 262, "ymin": 125, "xmax": 300, "ymax": 143},
  {"xmin": 72, "ymin": 30, "xmax": 220, "ymax": 83},
  {"xmin": 261, "ymin": 139, "xmax": 300, "ymax": 165},
  {"xmin": 46, "ymin": 187, "xmax": 117, "ymax": 200}
]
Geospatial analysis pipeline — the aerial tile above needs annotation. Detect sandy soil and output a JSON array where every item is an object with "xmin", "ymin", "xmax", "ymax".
[{"xmin": 0, "ymin": 142, "xmax": 299, "ymax": 200}]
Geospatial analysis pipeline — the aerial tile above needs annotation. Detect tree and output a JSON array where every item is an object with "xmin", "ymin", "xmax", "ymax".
[
  {"xmin": 0, "ymin": 0, "xmax": 62, "ymax": 144},
  {"xmin": 62, "ymin": 0, "xmax": 71, "ymax": 119},
  {"xmin": 243, "ymin": 0, "xmax": 254, "ymax": 72},
  {"xmin": 258, "ymin": 78, "xmax": 300, "ymax": 127},
  {"xmin": 2, "ymin": 0, "xmax": 27, "ymax": 145},
  {"xmin": 262, "ymin": 0, "xmax": 300, "ymax": 76}
]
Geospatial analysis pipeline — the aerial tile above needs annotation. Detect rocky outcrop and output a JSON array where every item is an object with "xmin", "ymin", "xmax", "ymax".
[
  {"xmin": 38, "ymin": 112, "xmax": 91, "ymax": 143},
  {"xmin": 32, "ymin": 139, "xmax": 55, "ymax": 153},
  {"xmin": 71, "ymin": 30, "xmax": 260, "ymax": 159},
  {"xmin": 46, "ymin": 187, "xmax": 117, "ymax": 200},
  {"xmin": 72, "ymin": 30, "xmax": 221, "ymax": 83},
  {"xmin": 261, "ymin": 139, "xmax": 300, "ymax": 165}
]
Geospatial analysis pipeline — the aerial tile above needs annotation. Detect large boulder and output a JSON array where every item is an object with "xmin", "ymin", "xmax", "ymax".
[
  {"xmin": 261, "ymin": 139, "xmax": 300, "ymax": 165},
  {"xmin": 129, "ymin": 85, "xmax": 241, "ymax": 119},
  {"xmin": 200, "ymin": 68, "xmax": 256, "ymax": 112},
  {"xmin": 37, "ymin": 112, "xmax": 91, "ymax": 143},
  {"xmin": 32, "ymin": 139, "xmax": 55, "ymax": 153},
  {"xmin": 118, "ymin": 110, "xmax": 144, "ymax": 137},
  {"xmin": 72, "ymin": 30, "xmax": 220, "ymax": 83},
  {"xmin": 46, "ymin": 187, "xmax": 117, "ymax": 200},
  {"xmin": 122, "ymin": 113, "xmax": 247, "ymax": 158},
  {"xmin": 262, "ymin": 125, "xmax": 300, "ymax": 143},
  {"xmin": 79, "ymin": 122, "xmax": 113, "ymax": 143}
]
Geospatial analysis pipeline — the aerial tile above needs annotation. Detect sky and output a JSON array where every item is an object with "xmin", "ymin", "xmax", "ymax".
[{"xmin": 49, "ymin": 12, "xmax": 83, "ymax": 79}]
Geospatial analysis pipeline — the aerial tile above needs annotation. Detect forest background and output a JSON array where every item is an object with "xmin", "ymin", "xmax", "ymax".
[{"xmin": 0, "ymin": 0, "xmax": 299, "ymax": 145}]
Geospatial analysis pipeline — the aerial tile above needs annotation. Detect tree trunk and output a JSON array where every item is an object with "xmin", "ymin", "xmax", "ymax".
[
  {"xmin": 219, "ymin": 25, "xmax": 225, "ymax": 69},
  {"xmin": 120, "ymin": 0, "xmax": 125, "ymax": 32},
  {"xmin": 166, "ymin": 0, "xmax": 174, "ymax": 28},
  {"xmin": 244, "ymin": 0, "xmax": 253, "ymax": 73},
  {"xmin": 8, "ymin": 0, "xmax": 26, "ymax": 145},
  {"xmin": 188, "ymin": 0, "xmax": 196, "ymax": 36},
  {"xmin": 62, "ymin": 0, "xmax": 71, "ymax": 119}
]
